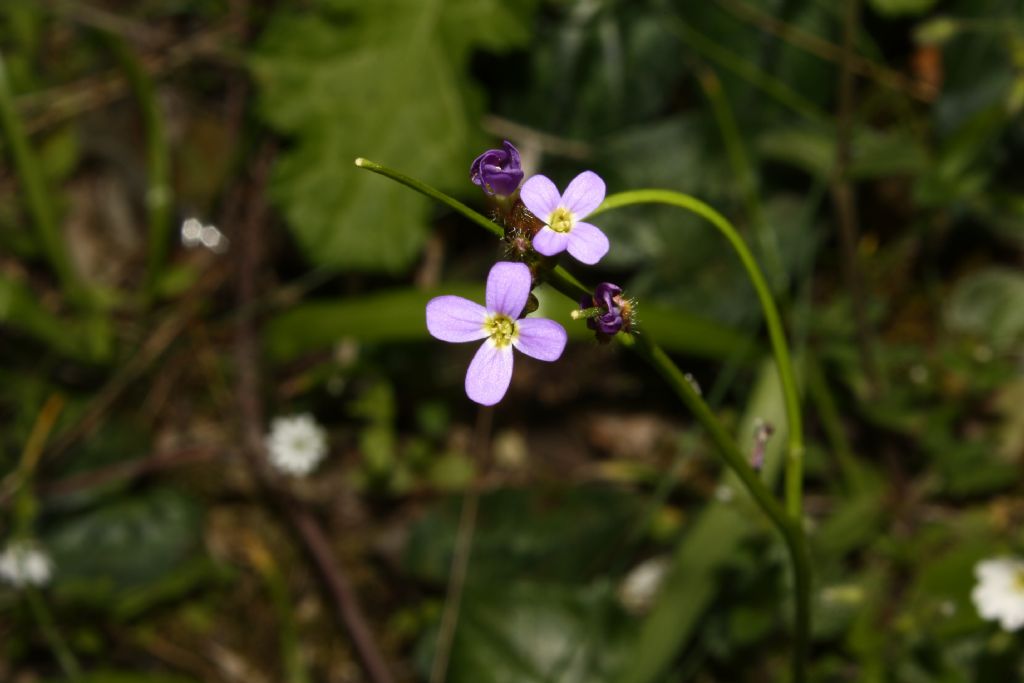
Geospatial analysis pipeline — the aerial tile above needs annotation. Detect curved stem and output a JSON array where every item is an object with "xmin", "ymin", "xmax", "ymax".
[
  {"xmin": 354, "ymin": 159, "xmax": 810, "ymax": 680},
  {"xmin": 592, "ymin": 190, "xmax": 805, "ymax": 520},
  {"xmin": 629, "ymin": 335, "xmax": 810, "ymax": 683}
]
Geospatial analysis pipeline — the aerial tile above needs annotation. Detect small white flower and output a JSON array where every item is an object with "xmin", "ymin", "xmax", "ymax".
[
  {"xmin": 0, "ymin": 540, "xmax": 53, "ymax": 588},
  {"xmin": 181, "ymin": 217, "xmax": 229, "ymax": 253},
  {"xmin": 971, "ymin": 556, "xmax": 1024, "ymax": 631},
  {"xmin": 265, "ymin": 413, "xmax": 328, "ymax": 476},
  {"xmin": 618, "ymin": 556, "xmax": 670, "ymax": 615}
]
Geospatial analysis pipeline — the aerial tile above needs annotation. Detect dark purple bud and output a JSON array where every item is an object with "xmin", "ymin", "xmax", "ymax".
[
  {"xmin": 593, "ymin": 309, "xmax": 625, "ymax": 335},
  {"xmin": 578, "ymin": 282, "xmax": 632, "ymax": 338},
  {"xmin": 470, "ymin": 141, "xmax": 524, "ymax": 196},
  {"xmin": 593, "ymin": 283, "xmax": 622, "ymax": 313}
]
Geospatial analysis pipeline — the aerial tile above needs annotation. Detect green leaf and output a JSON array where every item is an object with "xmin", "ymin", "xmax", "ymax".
[
  {"xmin": 45, "ymin": 672, "xmax": 199, "ymax": 683},
  {"xmin": 404, "ymin": 487, "xmax": 641, "ymax": 587},
  {"xmin": 757, "ymin": 124, "xmax": 929, "ymax": 180},
  {"xmin": 868, "ymin": 0, "xmax": 938, "ymax": 17},
  {"xmin": 264, "ymin": 283, "xmax": 756, "ymax": 362},
  {"xmin": 434, "ymin": 581, "xmax": 626, "ymax": 683},
  {"xmin": 251, "ymin": 0, "xmax": 535, "ymax": 272},
  {"xmin": 944, "ymin": 267, "xmax": 1024, "ymax": 352},
  {"xmin": 0, "ymin": 274, "xmax": 112, "ymax": 362},
  {"xmin": 45, "ymin": 489, "xmax": 203, "ymax": 600}
]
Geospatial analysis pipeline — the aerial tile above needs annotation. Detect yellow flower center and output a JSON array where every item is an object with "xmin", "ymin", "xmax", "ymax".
[
  {"xmin": 1015, "ymin": 570, "xmax": 1024, "ymax": 593},
  {"xmin": 549, "ymin": 207, "xmax": 574, "ymax": 233},
  {"xmin": 483, "ymin": 313, "xmax": 518, "ymax": 348}
]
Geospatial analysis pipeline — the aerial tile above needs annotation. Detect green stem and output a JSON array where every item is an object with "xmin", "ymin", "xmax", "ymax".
[
  {"xmin": 107, "ymin": 37, "xmax": 172, "ymax": 299},
  {"xmin": 354, "ymin": 159, "xmax": 811, "ymax": 680},
  {"xmin": 631, "ymin": 336, "xmax": 811, "ymax": 683},
  {"xmin": 0, "ymin": 51, "xmax": 86, "ymax": 305},
  {"xmin": 355, "ymin": 158, "xmax": 502, "ymax": 239},
  {"xmin": 25, "ymin": 586, "xmax": 82, "ymax": 681},
  {"xmin": 591, "ymin": 190, "xmax": 805, "ymax": 519},
  {"xmin": 354, "ymin": 158, "xmax": 591, "ymax": 301}
]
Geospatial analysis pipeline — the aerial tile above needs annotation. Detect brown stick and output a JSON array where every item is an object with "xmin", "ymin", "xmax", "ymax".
[
  {"xmin": 429, "ymin": 406, "xmax": 493, "ymax": 683},
  {"xmin": 831, "ymin": 0, "xmax": 882, "ymax": 393},
  {"xmin": 232, "ymin": 148, "xmax": 396, "ymax": 683}
]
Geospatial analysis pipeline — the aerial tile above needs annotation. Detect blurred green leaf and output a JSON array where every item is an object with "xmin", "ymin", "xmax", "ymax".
[
  {"xmin": 38, "ymin": 125, "xmax": 80, "ymax": 183},
  {"xmin": 0, "ymin": 274, "xmax": 112, "ymax": 362},
  {"xmin": 404, "ymin": 487, "xmax": 640, "ymax": 586},
  {"xmin": 427, "ymin": 451, "xmax": 475, "ymax": 492},
  {"xmin": 868, "ymin": 0, "xmax": 938, "ymax": 17},
  {"xmin": 264, "ymin": 283, "xmax": 756, "ymax": 362},
  {"xmin": 944, "ymin": 267, "xmax": 1024, "ymax": 351},
  {"xmin": 422, "ymin": 581, "xmax": 625, "ymax": 683},
  {"xmin": 913, "ymin": 17, "xmax": 960, "ymax": 47},
  {"xmin": 45, "ymin": 673, "xmax": 199, "ymax": 683},
  {"xmin": 917, "ymin": 105, "xmax": 1008, "ymax": 206},
  {"xmin": 45, "ymin": 488, "xmax": 203, "ymax": 599},
  {"xmin": 758, "ymin": 124, "xmax": 929, "ymax": 180},
  {"xmin": 112, "ymin": 557, "xmax": 230, "ymax": 621},
  {"xmin": 252, "ymin": 0, "xmax": 535, "ymax": 272}
]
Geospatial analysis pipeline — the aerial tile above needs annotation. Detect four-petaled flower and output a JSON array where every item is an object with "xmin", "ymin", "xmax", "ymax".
[
  {"xmin": 520, "ymin": 171, "xmax": 609, "ymax": 265},
  {"xmin": 470, "ymin": 141, "xmax": 524, "ymax": 196},
  {"xmin": 426, "ymin": 262, "xmax": 567, "ymax": 405}
]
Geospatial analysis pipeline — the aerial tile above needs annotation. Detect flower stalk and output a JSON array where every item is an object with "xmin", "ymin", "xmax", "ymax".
[
  {"xmin": 353, "ymin": 157, "xmax": 811, "ymax": 681},
  {"xmin": 592, "ymin": 190, "xmax": 806, "ymax": 521}
]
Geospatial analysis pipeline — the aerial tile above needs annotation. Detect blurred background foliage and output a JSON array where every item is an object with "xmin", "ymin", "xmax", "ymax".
[{"xmin": 1, "ymin": 0, "xmax": 1023, "ymax": 681}]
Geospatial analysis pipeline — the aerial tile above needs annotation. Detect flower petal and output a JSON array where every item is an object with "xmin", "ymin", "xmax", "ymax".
[
  {"xmin": 426, "ymin": 295, "xmax": 488, "ymax": 342},
  {"xmin": 566, "ymin": 221, "xmax": 609, "ymax": 265},
  {"xmin": 561, "ymin": 171, "xmax": 605, "ymax": 218},
  {"xmin": 532, "ymin": 226, "xmax": 570, "ymax": 257},
  {"xmin": 520, "ymin": 174, "xmax": 561, "ymax": 221},
  {"xmin": 514, "ymin": 318, "xmax": 567, "ymax": 361},
  {"xmin": 465, "ymin": 341, "xmax": 514, "ymax": 406},
  {"xmin": 485, "ymin": 261, "xmax": 531, "ymax": 317}
]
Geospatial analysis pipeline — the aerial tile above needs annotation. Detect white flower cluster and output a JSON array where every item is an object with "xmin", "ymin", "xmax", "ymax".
[
  {"xmin": 0, "ymin": 540, "xmax": 53, "ymax": 588},
  {"xmin": 180, "ymin": 217, "xmax": 229, "ymax": 253},
  {"xmin": 972, "ymin": 556, "xmax": 1024, "ymax": 631},
  {"xmin": 265, "ymin": 413, "xmax": 328, "ymax": 476}
]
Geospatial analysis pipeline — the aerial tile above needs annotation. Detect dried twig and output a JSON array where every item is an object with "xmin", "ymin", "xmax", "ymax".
[
  {"xmin": 232, "ymin": 148, "xmax": 396, "ymax": 683},
  {"xmin": 429, "ymin": 406, "xmax": 493, "ymax": 683},
  {"xmin": 831, "ymin": 0, "xmax": 882, "ymax": 392}
]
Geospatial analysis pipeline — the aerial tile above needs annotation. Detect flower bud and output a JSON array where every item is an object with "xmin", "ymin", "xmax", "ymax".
[
  {"xmin": 470, "ymin": 140, "xmax": 524, "ymax": 196},
  {"xmin": 577, "ymin": 282, "xmax": 635, "ymax": 341}
]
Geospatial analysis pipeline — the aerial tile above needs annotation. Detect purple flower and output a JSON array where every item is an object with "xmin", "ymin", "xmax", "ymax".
[
  {"xmin": 520, "ymin": 171, "xmax": 609, "ymax": 265},
  {"xmin": 426, "ymin": 262, "xmax": 567, "ymax": 406},
  {"xmin": 470, "ymin": 141, "xmax": 524, "ymax": 196},
  {"xmin": 580, "ymin": 282, "xmax": 626, "ymax": 335}
]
